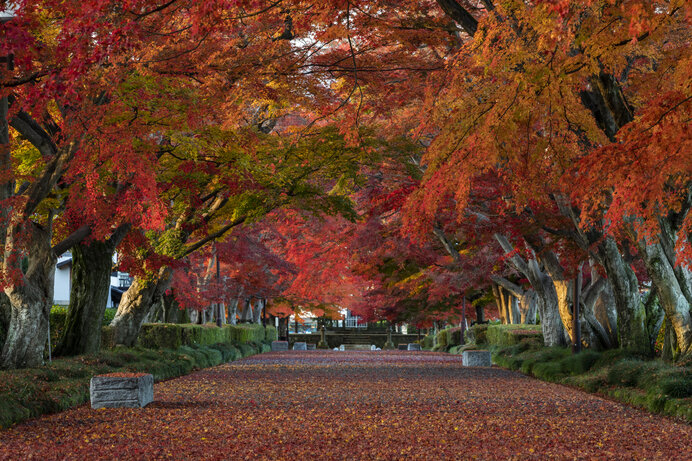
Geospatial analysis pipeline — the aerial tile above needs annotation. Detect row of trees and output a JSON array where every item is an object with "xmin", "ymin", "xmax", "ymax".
[{"xmin": 1, "ymin": 0, "xmax": 690, "ymax": 369}]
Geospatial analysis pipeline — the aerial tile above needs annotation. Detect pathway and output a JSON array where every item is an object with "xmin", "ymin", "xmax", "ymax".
[{"xmin": 1, "ymin": 351, "xmax": 690, "ymax": 460}]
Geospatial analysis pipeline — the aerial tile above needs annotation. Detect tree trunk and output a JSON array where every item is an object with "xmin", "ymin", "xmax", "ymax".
[
  {"xmin": 598, "ymin": 237, "xmax": 649, "ymax": 352},
  {"xmin": 239, "ymin": 298, "xmax": 253, "ymax": 323},
  {"xmin": 639, "ymin": 238, "xmax": 692, "ymax": 357},
  {"xmin": 1, "ymin": 223, "xmax": 56, "ymax": 369},
  {"xmin": 493, "ymin": 235, "xmax": 566, "ymax": 346},
  {"xmin": 55, "ymin": 239, "xmax": 114, "ymax": 356},
  {"xmin": 109, "ymin": 267, "xmax": 173, "ymax": 346},
  {"xmin": 162, "ymin": 291, "xmax": 181, "ymax": 323},
  {"xmin": 0, "ymin": 292, "xmax": 10, "ymax": 351},
  {"xmin": 227, "ymin": 298, "xmax": 238, "ymax": 325},
  {"xmin": 530, "ymin": 260, "xmax": 567, "ymax": 347},
  {"xmin": 252, "ymin": 298, "xmax": 265, "ymax": 324}
]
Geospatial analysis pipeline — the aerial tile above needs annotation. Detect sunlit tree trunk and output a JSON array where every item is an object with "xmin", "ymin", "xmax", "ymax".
[
  {"xmin": 110, "ymin": 267, "xmax": 173, "ymax": 346},
  {"xmin": 638, "ymin": 222, "xmax": 692, "ymax": 358}
]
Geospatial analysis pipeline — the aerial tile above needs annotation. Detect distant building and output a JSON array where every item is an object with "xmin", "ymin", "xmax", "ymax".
[{"xmin": 52, "ymin": 252, "xmax": 132, "ymax": 308}]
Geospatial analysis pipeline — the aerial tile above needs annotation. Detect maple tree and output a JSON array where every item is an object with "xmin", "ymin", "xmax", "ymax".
[{"xmin": 1, "ymin": 0, "xmax": 690, "ymax": 367}]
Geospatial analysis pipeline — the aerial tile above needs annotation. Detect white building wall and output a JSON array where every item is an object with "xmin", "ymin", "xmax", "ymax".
[{"xmin": 53, "ymin": 254, "xmax": 72, "ymax": 306}]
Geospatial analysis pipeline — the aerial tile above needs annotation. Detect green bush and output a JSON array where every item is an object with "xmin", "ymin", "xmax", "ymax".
[
  {"xmin": 560, "ymin": 350, "xmax": 601, "ymax": 375},
  {"xmin": 231, "ymin": 324, "xmax": 265, "ymax": 344},
  {"xmin": 136, "ymin": 323, "xmax": 272, "ymax": 349},
  {"xmin": 422, "ymin": 335, "xmax": 434, "ymax": 350},
  {"xmin": 492, "ymin": 341, "xmax": 692, "ymax": 422},
  {"xmin": 103, "ymin": 308, "xmax": 117, "ymax": 325},
  {"xmin": 0, "ymin": 341, "xmax": 258, "ymax": 429},
  {"xmin": 140, "ymin": 323, "xmax": 183, "ymax": 349},
  {"xmin": 464, "ymin": 324, "xmax": 489, "ymax": 345},
  {"xmin": 659, "ymin": 374, "xmax": 692, "ymax": 398},
  {"xmin": 448, "ymin": 327, "xmax": 462, "ymax": 346},
  {"xmin": 238, "ymin": 343, "xmax": 258, "ymax": 358},
  {"xmin": 436, "ymin": 329, "xmax": 449, "ymax": 348},
  {"xmin": 606, "ymin": 359, "xmax": 649, "ymax": 387},
  {"xmin": 265, "ymin": 325, "xmax": 278, "ymax": 342},
  {"xmin": 486, "ymin": 324, "xmax": 543, "ymax": 347}
]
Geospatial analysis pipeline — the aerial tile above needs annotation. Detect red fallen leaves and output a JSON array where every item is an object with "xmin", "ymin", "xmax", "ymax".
[
  {"xmin": 96, "ymin": 373, "xmax": 149, "ymax": 378},
  {"xmin": 1, "ymin": 352, "xmax": 691, "ymax": 460}
]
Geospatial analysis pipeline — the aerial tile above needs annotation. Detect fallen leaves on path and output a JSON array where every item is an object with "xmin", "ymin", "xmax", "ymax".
[{"xmin": 1, "ymin": 351, "xmax": 690, "ymax": 460}]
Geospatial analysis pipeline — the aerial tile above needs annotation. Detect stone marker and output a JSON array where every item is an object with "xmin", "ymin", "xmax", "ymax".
[
  {"xmin": 462, "ymin": 350, "xmax": 492, "ymax": 367},
  {"xmin": 272, "ymin": 340, "xmax": 289, "ymax": 351},
  {"xmin": 307, "ymin": 343, "xmax": 316, "ymax": 350},
  {"xmin": 293, "ymin": 341, "xmax": 307, "ymax": 351},
  {"xmin": 90, "ymin": 373, "xmax": 153, "ymax": 409},
  {"xmin": 407, "ymin": 343, "xmax": 422, "ymax": 351}
]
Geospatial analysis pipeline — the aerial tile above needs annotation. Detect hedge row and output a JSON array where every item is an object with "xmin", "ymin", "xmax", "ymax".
[
  {"xmin": 485, "ymin": 324, "xmax": 543, "ymax": 347},
  {"xmin": 48, "ymin": 306, "xmax": 117, "ymax": 354},
  {"xmin": 138, "ymin": 323, "xmax": 274, "ymax": 349},
  {"xmin": 0, "ymin": 342, "xmax": 268, "ymax": 429},
  {"xmin": 424, "ymin": 323, "xmax": 543, "ymax": 351}
]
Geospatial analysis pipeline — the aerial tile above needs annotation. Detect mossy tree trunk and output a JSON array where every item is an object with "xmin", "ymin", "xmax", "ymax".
[
  {"xmin": 55, "ymin": 225, "xmax": 128, "ymax": 356},
  {"xmin": 0, "ymin": 292, "xmax": 10, "ymax": 351},
  {"xmin": 1, "ymin": 223, "xmax": 56, "ymax": 369}
]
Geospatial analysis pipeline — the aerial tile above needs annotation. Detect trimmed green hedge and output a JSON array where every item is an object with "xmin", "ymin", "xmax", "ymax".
[
  {"xmin": 48, "ymin": 306, "xmax": 120, "ymax": 354},
  {"xmin": 486, "ymin": 324, "xmax": 543, "ymax": 347},
  {"xmin": 0, "ymin": 342, "xmax": 262, "ymax": 429},
  {"xmin": 138, "ymin": 323, "xmax": 268, "ymax": 349},
  {"xmin": 265, "ymin": 325, "xmax": 278, "ymax": 342},
  {"xmin": 464, "ymin": 324, "xmax": 489, "ymax": 345}
]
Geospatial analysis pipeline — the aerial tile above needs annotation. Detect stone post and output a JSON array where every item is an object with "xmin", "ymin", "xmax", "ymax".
[
  {"xmin": 384, "ymin": 326, "xmax": 395, "ymax": 350},
  {"xmin": 317, "ymin": 325, "xmax": 328, "ymax": 349}
]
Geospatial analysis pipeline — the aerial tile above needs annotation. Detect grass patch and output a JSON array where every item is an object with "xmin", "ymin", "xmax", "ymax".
[
  {"xmin": 0, "ymin": 340, "xmax": 270, "ymax": 430},
  {"xmin": 489, "ymin": 343, "xmax": 692, "ymax": 423}
]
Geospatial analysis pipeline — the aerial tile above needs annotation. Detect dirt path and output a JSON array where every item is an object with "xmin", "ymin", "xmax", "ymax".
[{"xmin": 1, "ymin": 351, "xmax": 690, "ymax": 460}]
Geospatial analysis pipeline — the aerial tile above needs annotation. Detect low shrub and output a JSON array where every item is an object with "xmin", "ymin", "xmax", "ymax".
[
  {"xmin": 436, "ymin": 329, "xmax": 449, "ymax": 348},
  {"xmin": 265, "ymin": 325, "xmax": 278, "ymax": 342},
  {"xmin": 491, "ymin": 342, "xmax": 691, "ymax": 422},
  {"xmin": 464, "ymin": 324, "xmax": 489, "ymax": 345},
  {"xmin": 231, "ymin": 324, "xmax": 265, "ymax": 344},
  {"xmin": 560, "ymin": 350, "xmax": 601, "ymax": 375},
  {"xmin": 0, "ymin": 341, "xmax": 258, "ymax": 429},
  {"xmin": 659, "ymin": 374, "xmax": 692, "ymax": 398},
  {"xmin": 486, "ymin": 324, "xmax": 543, "ymax": 347},
  {"xmin": 448, "ymin": 327, "xmax": 462, "ymax": 347},
  {"xmin": 137, "ymin": 323, "xmax": 271, "ymax": 349}
]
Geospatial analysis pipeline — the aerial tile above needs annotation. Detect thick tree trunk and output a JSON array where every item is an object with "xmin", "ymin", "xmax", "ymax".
[
  {"xmin": 162, "ymin": 292, "xmax": 182, "ymax": 323},
  {"xmin": 1, "ymin": 223, "xmax": 56, "ymax": 369},
  {"xmin": 494, "ymin": 235, "xmax": 566, "ymax": 346},
  {"xmin": 226, "ymin": 298, "xmax": 238, "ymax": 325},
  {"xmin": 598, "ymin": 237, "xmax": 649, "ymax": 352},
  {"xmin": 109, "ymin": 267, "xmax": 173, "ymax": 346},
  {"xmin": 529, "ymin": 260, "xmax": 567, "ymax": 347},
  {"xmin": 55, "ymin": 239, "xmax": 114, "ymax": 356},
  {"xmin": 239, "ymin": 298, "xmax": 254, "ymax": 323},
  {"xmin": 521, "ymin": 290, "xmax": 538, "ymax": 324},
  {"xmin": 252, "ymin": 298, "xmax": 265, "ymax": 324},
  {"xmin": 0, "ymin": 292, "xmax": 9, "ymax": 350},
  {"xmin": 639, "ymin": 239, "xmax": 692, "ymax": 358}
]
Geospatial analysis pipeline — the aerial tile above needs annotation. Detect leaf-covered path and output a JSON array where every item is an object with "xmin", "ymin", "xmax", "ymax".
[{"xmin": 1, "ymin": 351, "xmax": 690, "ymax": 460}]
